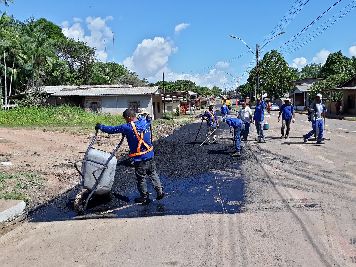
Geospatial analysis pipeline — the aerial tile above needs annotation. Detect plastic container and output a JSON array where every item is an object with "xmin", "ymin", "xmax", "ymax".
[
  {"xmin": 83, "ymin": 148, "xmax": 117, "ymax": 195},
  {"xmin": 263, "ymin": 122, "xmax": 269, "ymax": 130}
]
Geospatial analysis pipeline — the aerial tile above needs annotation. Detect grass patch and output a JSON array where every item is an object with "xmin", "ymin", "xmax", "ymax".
[
  {"xmin": 0, "ymin": 171, "xmax": 43, "ymax": 201},
  {"xmin": 0, "ymin": 106, "xmax": 124, "ymax": 128}
]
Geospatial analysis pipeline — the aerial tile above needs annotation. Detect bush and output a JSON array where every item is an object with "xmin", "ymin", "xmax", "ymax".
[{"xmin": 0, "ymin": 106, "xmax": 125, "ymax": 127}]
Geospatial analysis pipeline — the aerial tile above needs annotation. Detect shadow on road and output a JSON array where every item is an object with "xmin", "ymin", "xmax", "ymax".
[{"xmin": 28, "ymin": 122, "xmax": 246, "ymax": 222}]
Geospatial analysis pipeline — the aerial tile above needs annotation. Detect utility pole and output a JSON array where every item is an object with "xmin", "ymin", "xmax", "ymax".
[
  {"xmin": 162, "ymin": 72, "xmax": 165, "ymax": 114},
  {"xmin": 255, "ymin": 44, "xmax": 259, "ymax": 100}
]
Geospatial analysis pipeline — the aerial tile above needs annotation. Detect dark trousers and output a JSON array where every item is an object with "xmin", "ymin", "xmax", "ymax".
[
  {"xmin": 134, "ymin": 158, "xmax": 162, "ymax": 196},
  {"xmin": 233, "ymin": 128, "xmax": 241, "ymax": 152},
  {"xmin": 255, "ymin": 121, "xmax": 264, "ymax": 141},
  {"xmin": 281, "ymin": 119, "xmax": 291, "ymax": 136},
  {"xmin": 241, "ymin": 121, "xmax": 250, "ymax": 140}
]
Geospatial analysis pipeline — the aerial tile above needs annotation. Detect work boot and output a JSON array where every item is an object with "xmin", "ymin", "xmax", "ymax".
[
  {"xmin": 280, "ymin": 135, "xmax": 284, "ymax": 139},
  {"xmin": 232, "ymin": 151, "xmax": 241, "ymax": 157},
  {"xmin": 285, "ymin": 135, "xmax": 289, "ymax": 139},
  {"xmin": 134, "ymin": 193, "xmax": 150, "ymax": 205},
  {"xmin": 303, "ymin": 135, "xmax": 308, "ymax": 143},
  {"xmin": 155, "ymin": 187, "xmax": 165, "ymax": 200}
]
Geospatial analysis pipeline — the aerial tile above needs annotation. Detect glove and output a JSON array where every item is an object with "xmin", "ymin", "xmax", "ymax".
[{"xmin": 95, "ymin": 123, "xmax": 101, "ymax": 131}]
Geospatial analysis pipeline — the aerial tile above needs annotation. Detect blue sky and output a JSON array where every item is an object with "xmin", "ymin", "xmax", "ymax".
[{"xmin": 4, "ymin": 0, "xmax": 356, "ymax": 88}]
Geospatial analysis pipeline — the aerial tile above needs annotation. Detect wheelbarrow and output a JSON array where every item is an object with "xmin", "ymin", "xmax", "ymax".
[{"xmin": 73, "ymin": 130, "xmax": 125, "ymax": 214}]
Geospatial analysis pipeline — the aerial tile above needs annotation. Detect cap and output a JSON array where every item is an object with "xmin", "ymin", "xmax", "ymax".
[{"xmin": 137, "ymin": 108, "xmax": 147, "ymax": 114}]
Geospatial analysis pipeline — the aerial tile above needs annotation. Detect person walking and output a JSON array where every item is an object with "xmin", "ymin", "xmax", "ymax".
[
  {"xmin": 220, "ymin": 100, "xmax": 229, "ymax": 121},
  {"xmin": 224, "ymin": 116, "xmax": 244, "ymax": 157},
  {"xmin": 95, "ymin": 109, "xmax": 165, "ymax": 205},
  {"xmin": 238, "ymin": 102, "xmax": 253, "ymax": 141},
  {"xmin": 303, "ymin": 93, "xmax": 327, "ymax": 144},
  {"xmin": 253, "ymin": 96, "xmax": 267, "ymax": 143},
  {"xmin": 278, "ymin": 98, "xmax": 295, "ymax": 139},
  {"xmin": 202, "ymin": 105, "xmax": 219, "ymax": 143}
]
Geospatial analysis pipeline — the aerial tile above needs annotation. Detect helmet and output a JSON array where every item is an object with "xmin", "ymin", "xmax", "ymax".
[{"xmin": 316, "ymin": 93, "xmax": 322, "ymax": 99}]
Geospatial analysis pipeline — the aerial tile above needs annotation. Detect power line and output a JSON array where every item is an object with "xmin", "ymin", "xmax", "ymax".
[
  {"xmin": 261, "ymin": 0, "xmax": 311, "ymax": 47},
  {"xmin": 283, "ymin": 0, "xmax": 356, "ymax": 55},
  {"xmin": 279, "ymin": 0, "xmax": 343, "ymax": 52}
]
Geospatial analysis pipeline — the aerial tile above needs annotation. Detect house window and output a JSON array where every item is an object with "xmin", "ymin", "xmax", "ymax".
[
  {"xmin": 347, "ymin": 94, "xmax": 355, "ymax": 109},
  {"xmin": 128, "ymin": 101, "xmax": 140, "ymax": 112}
]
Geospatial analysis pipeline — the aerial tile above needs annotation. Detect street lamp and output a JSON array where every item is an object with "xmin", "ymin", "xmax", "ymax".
[{"xmin": 230, "ymin": 32, "xmax": 285, "ymax": 99}]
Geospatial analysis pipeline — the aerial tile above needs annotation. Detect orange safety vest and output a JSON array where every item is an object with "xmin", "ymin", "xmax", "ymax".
[
  {"xmin": 128, "ymin": 121, "xmax": 153, "ymax": 158},
  {"xmin": 209, "ymin": 111, "xmax": 216, "ymax": 122}
]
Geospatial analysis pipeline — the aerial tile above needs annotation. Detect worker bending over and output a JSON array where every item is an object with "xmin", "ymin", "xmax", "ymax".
[
  {"xmin": 202, "ymin": 105, "xmax": 219, "ymax": 144},
  {"xmin": 224, "ymin": 116, "xmax": 244, "ymax": 157}
]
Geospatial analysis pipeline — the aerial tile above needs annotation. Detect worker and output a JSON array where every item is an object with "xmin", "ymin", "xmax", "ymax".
[
  {"xmin": 237, "ymin": 102, "xmax": 253, "ymax": 141},
  {"xmin": 303, "ymin": 93, "xmax": 326, "ymax": 144},
  {"xmin": 226, "ymin": 97, "xmax": 232, "ymax": 110},
  {"xmin": 95, "ymin": 109, "xmax": 165, "ymax": 205},
  {"xmin": 202, "ymin": 105, "xmax": 219, "ymax": 143},
  {"xmin": 224, "ymin": 116, "xmax": 244, "ymax": 157},
  {"xmin": 220, "ymin": 100, "xmax": 229, "ymax": 120},
  {"xmin": 278, "ymin": 98, "xmax": 295, "ymax": 139},
  {"xmin": 253, "ymin": 95, "xmax": 267, "ymax": 143}
]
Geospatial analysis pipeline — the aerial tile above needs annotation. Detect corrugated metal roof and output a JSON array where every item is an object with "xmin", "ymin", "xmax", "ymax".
[
  {"xmin": 292, "ymin": 84, "xmax": 311, "ymax": 93},
  {"xmin": 41, "ymin": 85, "xmax": 159, "ymax": 96}
]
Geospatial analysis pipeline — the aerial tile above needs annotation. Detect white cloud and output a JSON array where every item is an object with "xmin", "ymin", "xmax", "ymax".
[
  {"xmin": 147, "ymin": 67, "xmax": 233, "ymax": 89},
  {"xmin": 349, "ymin": 45, "xmax": 356, "ymax": 57},
  {"xmin": 61, "ymin": 16, "xmax": 114, "ymax": 62},
  {"xmin": 215, "ymin": 61, "xmax": 230, "ymax": 69},
  {"xmin": 291, "ymin": 57, "xmax": 307, "ymax": 69},
  {"xmin": 123, "ymin": 37, "xmax": 177, "ymax": 78},
  {"xmin": 174, "ymin": 23, "xmax": 190, "ymax": 33},
  {"xmin": 312, "ymin": 49, "xmax": 330, "ymax": 64}
]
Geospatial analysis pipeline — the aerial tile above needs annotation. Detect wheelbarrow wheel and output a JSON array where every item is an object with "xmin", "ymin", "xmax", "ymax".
[{"xmin": 74, "ymin": 188, "xmax": 90, "ymax": 214}]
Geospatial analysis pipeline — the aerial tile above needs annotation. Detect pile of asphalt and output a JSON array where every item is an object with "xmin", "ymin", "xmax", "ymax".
[{"xmin": 27, "ymin": 120, "xmax": 247, "ymax": 220}]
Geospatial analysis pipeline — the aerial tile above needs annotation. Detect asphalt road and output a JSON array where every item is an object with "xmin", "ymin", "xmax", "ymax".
[{"xmin": 0, "ymin": 113, "xmax": 355, "ymax": 266}]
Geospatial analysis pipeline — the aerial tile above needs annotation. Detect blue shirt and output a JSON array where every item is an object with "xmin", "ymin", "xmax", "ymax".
[
  {"xmin": 280, "ymin": 104, "xmax": 294, "ymax": 120},
  {"xmin": 203, "ymin": 110, "xmax": 218, "ymax": 127},
  {"xmin": 98, "ymin": 117, "xmax": 154, "ymax": 162},
  {"xmin": 220, "ymin": 104, "xmax": 229, "ymax": 115},
  {"xmin": 225, "ymin": 117, "xmax": 243, "ymax": 129},
  {"xmin": 253, "ymin": 101, "xmax": 266, "ymax": 122}
]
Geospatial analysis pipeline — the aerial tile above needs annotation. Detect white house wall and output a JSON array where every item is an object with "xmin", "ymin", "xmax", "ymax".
[{"xmin": 99, "ymin": 95, "xmax": 152, "ymax": 115}]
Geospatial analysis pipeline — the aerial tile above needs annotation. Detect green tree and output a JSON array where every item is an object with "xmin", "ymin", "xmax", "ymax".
[
  {"xmin": 319, "ymin": 51, "xmax": 354, "ymax": 78},
  {"xmin": 247, "ymin": 50, "xmax": 297, "ymax": 99},
  {"xmin": 299, "ymin": 63, "xmax": 322, "ymax": 79}
]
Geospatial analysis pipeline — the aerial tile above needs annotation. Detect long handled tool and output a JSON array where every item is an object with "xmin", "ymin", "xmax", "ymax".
[
  {"xmin": 200, "ymin": 128, "xmax": 217, "ymax": 147},
  {"xmin": 194, "ymin": 118, "xmax": 204, "ymax": 142}
]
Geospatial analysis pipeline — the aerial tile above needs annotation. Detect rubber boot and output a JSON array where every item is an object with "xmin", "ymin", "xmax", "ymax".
[
  {"xmin": 155, "ymin": 187, "xmax": 165, "ymax": 200},
  {"xmin": 134, "ymin": 193, "xmax": 150, "ymax": 205}
]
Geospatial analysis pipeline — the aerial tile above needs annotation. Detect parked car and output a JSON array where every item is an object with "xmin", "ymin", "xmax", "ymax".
[{"xmin": 270, "ymin": 104, "xmax": 280, "ymax": 111}]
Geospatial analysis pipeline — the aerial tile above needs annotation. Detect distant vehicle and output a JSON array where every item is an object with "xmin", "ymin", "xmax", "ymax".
[{"xmin": 270, "ymin": 104, "xmax": 280, "ymax": 111}]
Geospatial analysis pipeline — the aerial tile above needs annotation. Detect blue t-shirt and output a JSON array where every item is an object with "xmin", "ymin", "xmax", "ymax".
[
  {"xmin": 280, "ymin": 104, "xmax": 294, "ymax": 120},
  {"xmin": 203, "ymin": 110, "xmax": 218, "ymax": 127},
  {"xmin": 99, "ymin": 117, "xmax": 154, "ymax": 162},
  {"xmin": 220, "ymin": 104, "xmax": 229, "ymax": 115},
  {"xmin": 253, "ymin": 101, "xmax": 266, "ymax": 122},
  {"xmin": 226, "ymin": 117, "xmax": 243, "ymax": 129}
]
